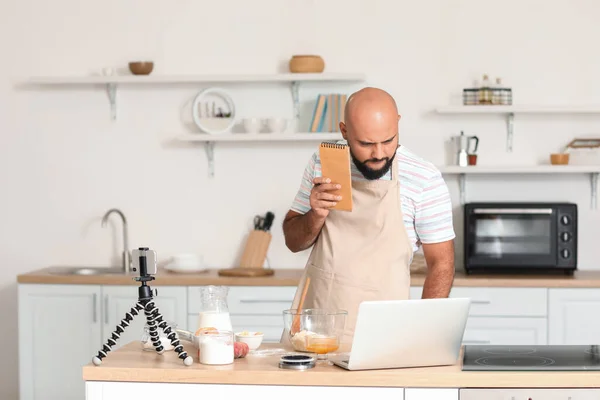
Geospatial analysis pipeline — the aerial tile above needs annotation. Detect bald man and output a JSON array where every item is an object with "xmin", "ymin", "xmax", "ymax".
[{"xmin": 282, "ymin": 87, "xmax": 455, "ymax": 342}]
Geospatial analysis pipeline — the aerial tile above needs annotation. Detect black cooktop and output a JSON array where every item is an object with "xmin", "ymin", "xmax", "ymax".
[{"xmin": 462, "ymin": 345, "xmax": 600, "ymax": 371}]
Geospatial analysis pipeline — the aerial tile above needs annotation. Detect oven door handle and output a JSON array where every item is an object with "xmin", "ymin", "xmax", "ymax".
[{"xmin": 473, "ymin": 208, "xmax": 553, "ymax": 214}]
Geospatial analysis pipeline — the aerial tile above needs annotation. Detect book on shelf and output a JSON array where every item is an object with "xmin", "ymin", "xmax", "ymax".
[{"xmin": 308, "ymin": 93, "xmax": 347, "ymax": 133}]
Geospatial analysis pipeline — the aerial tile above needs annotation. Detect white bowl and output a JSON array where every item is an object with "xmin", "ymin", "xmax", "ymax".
[
  {"xmin": 235, "ymin": 331, "xmax": 264, "ymax": 350},
  {"xmin": 242, "ymin": 118, "xmax": 263, "ymax": 133},
  {"xmin": 266, "ymin": 117, "xmax": 288, "ymax": 133}
]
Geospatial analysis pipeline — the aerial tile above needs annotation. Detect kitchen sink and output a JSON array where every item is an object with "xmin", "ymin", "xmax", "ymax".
[{"xmin": 46, "ymin": 266, "xmax": 128, "ymax": 275}]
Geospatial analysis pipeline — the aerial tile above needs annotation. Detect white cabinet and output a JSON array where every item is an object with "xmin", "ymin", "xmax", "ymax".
[
  {"xmin": 19, "ymin": 284, "xmax": 102, "ymax": 400},
  {"xmin": 548, "ymin": 288, "xmax": 600, "ymax": 344},
  {"xmin": 88, "ymin": 382, "xmax": 405, "ymax": 400},
  {"xmin": 18, "ymin": 284, "xmax": 187, "ymax": 400},
  {"xmin": 410, "ymin": 286, "xmax": 548, "ymax": 345},
  {"xmin": 102, "ymin": 286, "xmax": 187, "ymax": 351}
]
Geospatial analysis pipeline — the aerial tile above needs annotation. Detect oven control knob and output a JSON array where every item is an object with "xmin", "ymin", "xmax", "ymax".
[
  {"xmin": 560, "ymin": 232, "xmax": 572, "ymax": 242},
  {"xmin": 560, "ymin": 215, "xmax": 571, "ymax": 225},
  {"xmin": 561, "ymin": 248, "xmax": 571, "ymax": 259}
]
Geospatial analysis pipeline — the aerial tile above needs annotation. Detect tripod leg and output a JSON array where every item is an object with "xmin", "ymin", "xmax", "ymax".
[
  {"xmin": 92, "ymin": 302, "xmax": 145, "ymax": 366},
  {"xmin": 144, "ymin": 299, "xmax": 193, "ymax": 366}
]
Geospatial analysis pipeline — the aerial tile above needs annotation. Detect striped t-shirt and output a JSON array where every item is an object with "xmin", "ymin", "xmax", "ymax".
[{"xmin": 290, "ymin": 144, "xmax": 455, "ymax": 255}]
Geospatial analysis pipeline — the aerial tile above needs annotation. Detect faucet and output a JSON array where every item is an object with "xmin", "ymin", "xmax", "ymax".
[{"xmin": 101, "ymin": 208, "xmax": 130, "ymax": 273}]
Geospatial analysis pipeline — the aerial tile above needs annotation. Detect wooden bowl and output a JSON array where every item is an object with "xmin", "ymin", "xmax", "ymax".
[
  {"xmin": 550, "ymin": 153, "xmax": 570, "ymax": 165},
  {"xmin": 289, "ymin": 55, "xmax": 325, "ymax": 73},
  {"xmin": 128, "ymin": 61, "xmax": 154, "ymax": 75}
]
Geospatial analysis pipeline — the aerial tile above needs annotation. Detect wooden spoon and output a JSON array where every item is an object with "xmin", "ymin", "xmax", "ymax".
[{"xmin": 291, "ymin": 277, "xmax": 310, "ymax": 335}]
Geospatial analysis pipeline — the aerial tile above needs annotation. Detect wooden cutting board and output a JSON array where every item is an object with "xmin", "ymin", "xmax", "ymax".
[{"xmin": 217, "ymin": 267, "xmax": 275, "ymax": 277}]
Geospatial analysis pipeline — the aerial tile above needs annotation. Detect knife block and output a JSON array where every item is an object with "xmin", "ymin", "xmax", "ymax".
[
  {"xmin": 239, "ymin": 230, "xmax": 272, "ymax": 268},
  {"xmin": 218, "ymin": 230, "xmax": 274, "ymax": 277}
]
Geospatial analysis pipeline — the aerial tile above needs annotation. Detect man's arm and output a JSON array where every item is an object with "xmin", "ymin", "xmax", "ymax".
[
  {"xmin": 282, "ymin": 153, "xmax": 341, "ymax": 253},
  {"xmin": 283, "ymin": 210, "xmax": 326, "ymax": 253},
  {"xmin": 414, "ymin": 170, "xmax": 456, "ymax": 299},
  {"xmin": 421, "ymin": 240, "xmax": 455, "ymax": 298}
]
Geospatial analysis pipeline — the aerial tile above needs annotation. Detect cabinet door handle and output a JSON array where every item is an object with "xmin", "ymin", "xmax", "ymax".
[
  {"xmin": 471, "ymin": 300, "xmax": 491, "ymax": 305},
  {"xmin": 104, "ymin": 295, "xmax": 109, "ymax": 324},
  {"xmin": 463, "ymin": 340, "xmax": 491, "ymax": 344},
  {"xmin": 239, "ymin": 299, "xmax": 292, "ymax": 304},
  {"xmin": 92, "ymin": 293, "xmax": 97, "ymax": 323}
]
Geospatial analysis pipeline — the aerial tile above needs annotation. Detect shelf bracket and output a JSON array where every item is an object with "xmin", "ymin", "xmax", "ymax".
[
  {"xmin": 291, "ymin": 81, "xmax": 300, "ymax": 120},
  {"xmin": 506, "ymin": 112, "xmax": 514, "ymax": 152},
  {"xmin": 205, "ymin": 142, "xmax": 215, "ymax": 178},
  {"xmin": 106, "ymin": 83, "xmax": 117, "ymax": 121},
  {"xmin": 591, "ymin": 172, "xmax": 599, "ymax": 210},
  {"xmin": 459, "ymin": 173, "xmax": 466, "ymax": 205}
]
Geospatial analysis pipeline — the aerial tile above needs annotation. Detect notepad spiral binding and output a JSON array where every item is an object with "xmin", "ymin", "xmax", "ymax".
[{"xmin": 320, "ymin": 141, "xmax": 348, "ymax": 149}]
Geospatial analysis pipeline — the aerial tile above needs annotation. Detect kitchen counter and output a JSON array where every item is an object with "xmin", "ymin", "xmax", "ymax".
[
  {"xmin": 16, "ymin": 267, "xmax": 303, "ymax": 286},
  {"xmin": 84, "ymin": 342, "xmax": 600, "ymax": 388},
  {"xmin": 17, "ymin": 266, "xmax": 600, "ymax": 288}
]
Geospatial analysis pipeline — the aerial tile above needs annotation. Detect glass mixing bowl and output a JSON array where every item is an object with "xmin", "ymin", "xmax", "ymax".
[{"xmin": 283, "ymin": 309, "xmax": 347, "ymax": 361}]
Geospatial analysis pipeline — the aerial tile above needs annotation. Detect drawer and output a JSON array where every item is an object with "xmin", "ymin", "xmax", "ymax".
[
  {"xmin": 462, "ymin": 317, "xmax": 548, "ymax": 345},
  {"xmin": 451, "ymin": 287, "xmax": 547, "ymax": 317},
  {"xmin": 410, "ymin": 287, "xmax": 547, "ymax": 317},
  {"xmin": 188, "ymin": 286, "xmax": 297, "ymax": 315}
]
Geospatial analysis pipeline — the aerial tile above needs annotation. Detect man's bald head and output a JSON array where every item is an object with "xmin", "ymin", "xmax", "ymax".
[
  {"xmin": 339, "ymin": 87, "xmax": 400, "ymax": 180},
  {"xmin": 344, "ymin": 87, "xmax": 399, "ymax": 129}
]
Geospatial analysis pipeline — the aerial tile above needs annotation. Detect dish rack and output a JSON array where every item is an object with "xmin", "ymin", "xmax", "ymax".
[{"xmin": 564, "ymin": 138, "xmax": 600, "ymax": 165}]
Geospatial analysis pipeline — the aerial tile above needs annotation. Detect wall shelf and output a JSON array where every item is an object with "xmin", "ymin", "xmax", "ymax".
[
  {"xmin": 435, "ymin": 105, "xmax": 600, "ymax": 153},
  {"xmin": 176, "ymin": 132, "xmax": 343, "ymax": 177},
  {"xmin": 23, "ymin": 73, "xmax": 366, "ymax": 121},
  {"xmin": 438, "ymin": 165, "xmax": 600, "ymax": 210}
]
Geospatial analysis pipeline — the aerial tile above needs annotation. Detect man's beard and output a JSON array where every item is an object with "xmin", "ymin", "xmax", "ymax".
[{"xmin": 350, "ymin": 149, "xmax": 396, "ymax": 180}]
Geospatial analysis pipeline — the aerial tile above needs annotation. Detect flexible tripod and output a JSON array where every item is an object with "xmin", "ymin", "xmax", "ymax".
[{"xmin": 92, "ymin": 247, "xmax": 193, "ymax": 366}]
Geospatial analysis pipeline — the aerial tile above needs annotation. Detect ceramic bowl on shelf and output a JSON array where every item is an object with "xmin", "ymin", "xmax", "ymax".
[
  {"xmin": 242, "ymin": 118, "xmax": 263, "ymax": 133},
  {"xmin": 128, "ymin": 61, "xmax": 154, "ymax": 75},
  {"xmin": 266, "ymin": 117, "xmax": 289, "ymax": 133},
  {"xmin": 289, "ymin": 55, "xmax": 325, "ymax": 73},
  {"xmin": 550, "ymin": 153, "xmax": 569, "ymax": 165}
]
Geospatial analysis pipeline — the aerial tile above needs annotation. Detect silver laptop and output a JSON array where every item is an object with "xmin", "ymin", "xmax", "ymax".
[{"xmin": 332, "ymin": 297, "xmax": 470, "ymax": 371}]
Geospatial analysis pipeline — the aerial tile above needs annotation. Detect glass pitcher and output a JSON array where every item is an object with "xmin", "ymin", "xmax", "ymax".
[{"xmin": 197, "ymin": 285, "xmax": 233, "ymax": 332}]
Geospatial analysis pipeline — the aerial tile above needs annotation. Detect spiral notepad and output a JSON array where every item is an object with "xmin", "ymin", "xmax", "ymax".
[{"xmin": 319, "ymin": 142, "xmax": 353, "ymax": 212}]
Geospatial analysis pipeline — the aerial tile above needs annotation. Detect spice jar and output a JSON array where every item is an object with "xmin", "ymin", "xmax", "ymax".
[
  {"xmin": 199, "ymin": 330, "xmax": 234, "ymax": 365},
  {"xmin": 478, "ymin": 74, "xmax": 493, "ymax": 104}
]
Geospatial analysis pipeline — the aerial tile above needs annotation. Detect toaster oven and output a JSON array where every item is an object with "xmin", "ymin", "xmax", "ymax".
[{"xmin": 463, "ymin": 202, "xmax": 577, "ymax": 274}]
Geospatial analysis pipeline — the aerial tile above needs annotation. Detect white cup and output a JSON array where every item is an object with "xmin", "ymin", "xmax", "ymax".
[
  {"xmin": 266, "ymin": 117, "xmax": 288, "ymax": 133},
  {"xmin": 242, "ymin": 118, "xmax": 263, "ymax": 133},
  {"xmin": 171, "ymin": 253, "xmax": 203, "ymax": 270},
  {"xmin": 102, "ymin": 67, "xmax": 116, "ymax": 76}
]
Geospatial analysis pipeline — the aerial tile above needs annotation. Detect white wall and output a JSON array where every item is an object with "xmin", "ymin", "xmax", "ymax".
[{"xmin": 2, "ymin": 0, "xmax": 600, "ymax": 398}]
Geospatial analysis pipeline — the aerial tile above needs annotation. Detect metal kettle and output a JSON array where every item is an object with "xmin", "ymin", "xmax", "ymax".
[{"xmin": 453, "ymin": 131, "xmax": 479, "ymax": 166}]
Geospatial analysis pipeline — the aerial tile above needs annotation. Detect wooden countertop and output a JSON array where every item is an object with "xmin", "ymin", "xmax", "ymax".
[
  {"xmin": 83, "ymin": 342, "xmax": 600, "ymax": 388},
  {"xmin": 17, "ymin": 266, "xmax": 600, "ymax": 288},
  {"xmin": 16, "ymin": 267, "xmax": 304, "ymax": 286}
]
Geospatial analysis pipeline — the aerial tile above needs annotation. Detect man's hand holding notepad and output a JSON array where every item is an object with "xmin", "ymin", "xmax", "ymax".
[{"xmin": 314, "ymin": 142, "xmax": 353, "ymax": 212}]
